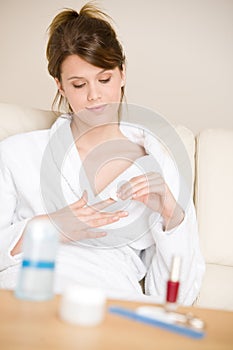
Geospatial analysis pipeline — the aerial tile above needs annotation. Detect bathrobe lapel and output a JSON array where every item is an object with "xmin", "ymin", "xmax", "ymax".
[{"xmin": 40, "ymin": 116, "xmax": 161, "ymax": 248}]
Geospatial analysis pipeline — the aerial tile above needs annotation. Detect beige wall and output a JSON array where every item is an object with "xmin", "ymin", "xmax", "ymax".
[{"xmin": 0, "ymin": 0, "xmax": 232, "ymax": 134}]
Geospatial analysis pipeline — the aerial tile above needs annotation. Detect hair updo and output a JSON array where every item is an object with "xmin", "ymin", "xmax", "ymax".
[{"xmin": 46, "ymin": 2, "xmax": 125, "ymax": 112}]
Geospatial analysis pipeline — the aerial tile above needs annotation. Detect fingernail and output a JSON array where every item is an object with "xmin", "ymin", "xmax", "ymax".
[
  {"xmin": 112, "ymin": 216, "xmax": 119, "ymax": 221},
  {"xmin": 100, "ymin": 232, "xmax": 107, "ymax": 237}
]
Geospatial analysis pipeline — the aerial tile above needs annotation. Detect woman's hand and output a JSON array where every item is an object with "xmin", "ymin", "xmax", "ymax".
[
  {"xmin": 11, "ymin": 192, "xmax": 127, "ymax": 256},
  {"xmin": 117, "ymin": 172, "xmax": 184, "ymax": 230},
  {"xmin": 47, "ymin": 191, "xmax": 128, "ymax": 243}
]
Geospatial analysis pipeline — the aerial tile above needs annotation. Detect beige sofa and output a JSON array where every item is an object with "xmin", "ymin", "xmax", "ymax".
[{"xmin": 0, "ymin": 102, "xmax": 232, "ymax": 311}]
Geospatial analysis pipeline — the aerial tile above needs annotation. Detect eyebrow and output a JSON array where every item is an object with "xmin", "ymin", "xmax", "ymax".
[{"xmin": 67, "ymin": 69, "xmax": 111, "ymax": 81}]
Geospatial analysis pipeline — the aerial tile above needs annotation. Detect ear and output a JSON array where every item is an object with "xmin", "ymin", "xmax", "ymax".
[
  {"xmin": 55, "ymin": 78, "xmax": 65, "ymax": 97},
  {"xmin": 120, "ymin": 64, "xmax": 126, "ymax": 87}
]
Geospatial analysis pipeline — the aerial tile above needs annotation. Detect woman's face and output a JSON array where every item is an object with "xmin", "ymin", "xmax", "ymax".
[{"xmin": 56, "ymin": 55, "xmax": 125, "ymax": 115}]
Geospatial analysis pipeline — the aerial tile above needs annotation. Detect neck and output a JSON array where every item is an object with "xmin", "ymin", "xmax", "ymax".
[{"xmin": 70, "ymin": 119, "xmax": 125, "ymax": 151}]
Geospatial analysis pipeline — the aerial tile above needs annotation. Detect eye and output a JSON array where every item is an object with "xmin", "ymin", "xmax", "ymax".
[
  {"xmin": 99, "ymin": 77, "xmax": 111, "ymax": 84},
  {"xmin": 73, "ymin": 83, "xmax": 85, "ymax": 89}
]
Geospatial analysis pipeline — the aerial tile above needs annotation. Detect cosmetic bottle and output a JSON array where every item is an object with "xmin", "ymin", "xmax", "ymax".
[
  {"xmin": 15, "ymin": 219, "xmax": 58, "ymax": 301},
  {"xmin": 165, "ymin": 256, "xmax": 181, "ymax": 310}
]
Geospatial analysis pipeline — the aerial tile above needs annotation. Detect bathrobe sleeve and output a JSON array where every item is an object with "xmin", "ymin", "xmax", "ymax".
[
  {"xmin": 143, "ymin": 134, "xmax": 205, "ymax": 306},
  {"xmin": 0, "ymin": 143, "xmax": 29, "ymax": 271},
  {"xmin": 145, "ymin": 202, "xmax": 205, "ymax": 305}
]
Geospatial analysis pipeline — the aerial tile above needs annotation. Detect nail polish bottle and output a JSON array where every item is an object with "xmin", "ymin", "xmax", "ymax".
[{"xmin": 166, "ymin": 256, "xmax": 181, "ymax": 311}]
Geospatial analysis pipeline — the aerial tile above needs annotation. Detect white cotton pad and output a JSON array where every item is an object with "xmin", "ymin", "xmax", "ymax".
[{"xmin": 59, "ymin": 285, "xmax": 106, "ymax": 326}]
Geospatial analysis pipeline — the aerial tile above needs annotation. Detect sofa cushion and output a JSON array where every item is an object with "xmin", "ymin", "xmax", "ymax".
[
  {"xmin": 195, "ymin": 129, "xmax": 233, "ymax": 266},
  {"xmin": 0, "ymin": 102, "xmax": 57, "ymax": 141},
  {"xmin": 175, "ymin": 125, "xmax": 195, "ymax": 194},
  {"xmin": 196, "ymin": 263, "xmax": 233, "ymax": 311}
]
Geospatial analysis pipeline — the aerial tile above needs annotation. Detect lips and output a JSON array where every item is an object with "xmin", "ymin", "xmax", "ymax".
[{"xmin": 86, "ymin": 104, "xmax": 107, "ymax": 113}]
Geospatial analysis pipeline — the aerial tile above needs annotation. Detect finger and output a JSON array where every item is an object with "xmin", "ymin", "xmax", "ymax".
[
  {"xmin": 70, "ymin": 190, "xmax": 88, "ymax": 210},
  {"xmin": 95, "ymin": 210, "xmax": 128, "ymax": 218},
  {"xmin": 82, "ymin": 230, "xmax": 107, "ymax": 239},
  {"xmin": 72, "ymin": 193, "xmax": 114, "ymax": 216},
  {"xmin": 63, "ymin": 229, "xmax": 107, "ymax": 242},
  {"xmin": 119, "ymin": 172, "xmax": 162, "ymax": 192},
  {"xmin": 87, "ymin": 215, "xmax": 121, "ymax": 228},
  {"xmin": 120, "ymin": 175, "xmax": 164, "ymax": 199},
  {"xmin": 132, "ymin": 182, "xmax": 166, "ymax": 201},
  {"xmin": 117, "ymin": 175, "xmax": 151, "ymax": 198},
  {"xmin": 74, "ymin": 206, "xmax": 96, "ymax": 216},
  {"xmin": 82, "ymin": 190, "xmax": 88, "ymax": 203},
  {"xmin": 118, "ymin": 177, "xmax": 149, "ymax": 199},
  {"xmin": 75, "ymin": 206, "xmax": 127, "ymax": 219},
  {"xmin": 75, "ymin": 199, "xmax": 114, "ymax": 215},
  {"xmin": 114, "ymin": 210, "xmax": 128, "ymax": 218},
  {"xmin": 90, "ymin": 198, "xmax": 115, "ymax": 211},
  {"xmin": 74, "ymin": 210, "xmax": 125, "ymax": 226}
]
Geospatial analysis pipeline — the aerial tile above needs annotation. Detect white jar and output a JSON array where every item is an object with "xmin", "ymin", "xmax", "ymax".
[{"xmin": 59, "ymin": 285, "xmax": 106, "ymax": 326}]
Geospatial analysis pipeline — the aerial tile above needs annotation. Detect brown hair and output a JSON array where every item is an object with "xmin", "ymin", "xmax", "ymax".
[{"xmin": 46, "ymin": 2, "xmax": 125, "ymax": 112}]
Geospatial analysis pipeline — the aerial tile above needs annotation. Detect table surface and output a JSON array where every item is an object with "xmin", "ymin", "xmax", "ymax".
[{"xmin": 0, "ymin": 290, "xmax": 233, "ymax": 350}]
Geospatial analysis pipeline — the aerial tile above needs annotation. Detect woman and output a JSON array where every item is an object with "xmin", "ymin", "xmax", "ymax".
[{"xmin": 0, "ymin": 3, "xmax": 205, "ymax": 304}]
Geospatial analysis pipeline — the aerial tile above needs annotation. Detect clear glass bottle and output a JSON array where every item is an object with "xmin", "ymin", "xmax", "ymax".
[{"xmin": 15, "ymin": 218, "xmax": 58, "ymax": 301}]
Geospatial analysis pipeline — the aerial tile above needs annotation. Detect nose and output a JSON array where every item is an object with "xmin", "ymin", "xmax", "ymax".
[{"xmin": 87, "ymin": 83, "xmax": 101, "ymax": 102}]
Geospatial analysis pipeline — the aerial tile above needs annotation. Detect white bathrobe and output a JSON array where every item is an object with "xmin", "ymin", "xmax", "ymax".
[{"xmin": 0, "ymin": 115, "xmax": 205, "ymax": 304}]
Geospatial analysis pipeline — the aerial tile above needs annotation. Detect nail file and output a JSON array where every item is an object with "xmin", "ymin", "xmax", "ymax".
[
  {"xmin": 109, "ymin": 188, "xmax": 119, "ymax": 201},
  {"xmin": 108, "ymin": 306, "xmax": 205, "ymax": 339}
]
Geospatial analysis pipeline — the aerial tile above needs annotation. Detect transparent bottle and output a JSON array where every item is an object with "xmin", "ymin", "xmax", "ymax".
[{"xmin": 15, "ymin": 218, "xmax": 58, "ymax": 301}]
